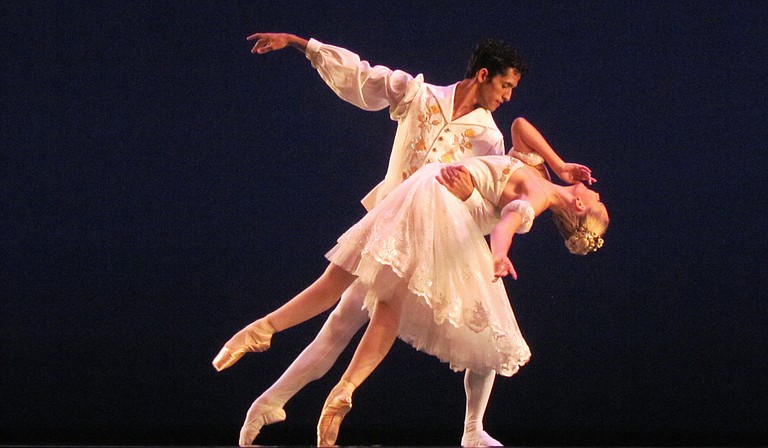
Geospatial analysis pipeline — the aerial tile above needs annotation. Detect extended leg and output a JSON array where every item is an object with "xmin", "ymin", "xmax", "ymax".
[
  {"xmin": 265, "ymin": 263, "xmax": 358, "ymax": 331},
  {"xmin": 239, "ymin": 283, "xmax": 370, "ymax": 446},
  {"xmin": 461, "ymin": 369, "xmax": 503, "ymax": 447},
  {"xmin": 213, "ymin": 263, "xmax": 356, "ymax": 371}
]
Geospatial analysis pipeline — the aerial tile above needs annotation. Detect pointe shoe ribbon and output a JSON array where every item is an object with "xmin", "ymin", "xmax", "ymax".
[
  {"xmin": 212, "ymin": 319, "xmax": 275, "ymax": 371},
  {"xmin": 317, "ymin": 380, "xmax": 355, "ymax": 447}
]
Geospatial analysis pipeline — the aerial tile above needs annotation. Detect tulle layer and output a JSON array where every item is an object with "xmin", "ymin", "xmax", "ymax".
[{"xmin": 325, "ymin": 165, "xmax": 530, "ymax": 376}]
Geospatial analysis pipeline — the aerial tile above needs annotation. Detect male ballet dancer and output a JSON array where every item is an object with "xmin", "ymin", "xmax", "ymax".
[{"xmin": 214, "ymin": 32, "xmax": 526, "ymax": 447}]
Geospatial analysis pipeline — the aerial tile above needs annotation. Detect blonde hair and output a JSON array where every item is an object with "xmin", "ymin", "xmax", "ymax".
[{"xmin": 552, "ymin": 205, "xmax": 609, "ymax": 255}]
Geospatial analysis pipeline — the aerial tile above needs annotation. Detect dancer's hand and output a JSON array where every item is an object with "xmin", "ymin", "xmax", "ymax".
[
  {"xmin": 436, "ymin": 165, "xmax": 474, "ymax": 200},
  {"xmin": 247, "ymin": 33, "xmax": 307, "ymax": 54},
  {"xmin": 493, "ymin": 256, "xmax": 517, "ymax": 281},
  {"xmin": 556, "ymin": 162, "xmax": 596, "ymax": 185}
]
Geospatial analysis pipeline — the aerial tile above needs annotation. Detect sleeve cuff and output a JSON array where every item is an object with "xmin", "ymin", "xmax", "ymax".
[
  {"xmin": 305, "ymin": 38, "xmax": 323, "ymax": 61},
  {"xmin": 463, "ymin": 189, "xmax": 483, "ymax": 209}
]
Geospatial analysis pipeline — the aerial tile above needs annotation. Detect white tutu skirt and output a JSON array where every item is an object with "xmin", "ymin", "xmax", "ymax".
[{"xmin": 326, "ymin": 164, "xmax": 530, "ymax": 376}]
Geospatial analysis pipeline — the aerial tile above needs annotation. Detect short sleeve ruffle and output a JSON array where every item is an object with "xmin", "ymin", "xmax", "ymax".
[
  {"xmin": 510, "ymin": 149, "xmax": 545, "ymax": 166},
  {"xmin": 499, "ymin": 200, "xmax": 535, "ymax": 234}
]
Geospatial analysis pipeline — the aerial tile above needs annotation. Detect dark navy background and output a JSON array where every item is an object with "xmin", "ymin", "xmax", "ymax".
[{"xmin": 2, "ymin": 1, "xmax": 766, "ymax": 446}]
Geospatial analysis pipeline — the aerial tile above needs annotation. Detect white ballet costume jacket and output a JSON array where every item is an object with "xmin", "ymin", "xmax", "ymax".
[{"xmin": 305, "ymin": 38, "xmax": 504, "ymax": 233}]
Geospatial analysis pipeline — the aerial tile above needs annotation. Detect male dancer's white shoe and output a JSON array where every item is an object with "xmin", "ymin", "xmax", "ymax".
[{"xmin": 461, "ymin": 430, "xmax": 503, "ymax": 447}]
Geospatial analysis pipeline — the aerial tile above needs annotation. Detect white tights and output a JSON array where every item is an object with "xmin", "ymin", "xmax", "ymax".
[{"xmin": 462, "ymin": 368, "xmax": 502, "ymax": 446}]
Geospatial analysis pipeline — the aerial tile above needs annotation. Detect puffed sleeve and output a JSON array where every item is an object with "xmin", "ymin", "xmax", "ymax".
[
  {"xmin": 499, "ymin": 200, "xmax": 535, "ymax": 234},
  {"xmin": 305, "ymin": 38, "xmax": 420, "ymax": 113}
]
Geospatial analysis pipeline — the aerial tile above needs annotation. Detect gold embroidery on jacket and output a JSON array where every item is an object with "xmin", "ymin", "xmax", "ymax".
[{"xmin": 403, "ymin": 98, "xmax": 444, "ymax": 179}]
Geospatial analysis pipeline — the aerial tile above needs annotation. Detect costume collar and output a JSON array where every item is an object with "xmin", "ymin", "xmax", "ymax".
[{"xmin": 427, "ymin": 83, "xmax": 496, "ymax": 126}]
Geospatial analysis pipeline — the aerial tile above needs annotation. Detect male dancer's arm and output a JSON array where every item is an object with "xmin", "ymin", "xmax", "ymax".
[
  {"xmin": 248, "ymin": 32, "xmax": 419, "ymax": 112},
  {"xmin": 437, "ymin": 163, "xmax": 500, "ymax": 235}
]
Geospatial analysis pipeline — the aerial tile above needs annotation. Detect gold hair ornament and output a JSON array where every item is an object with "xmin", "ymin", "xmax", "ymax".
[{"xmin": 566, "ymin": 226, "xmax": 604, "ymax": 255}]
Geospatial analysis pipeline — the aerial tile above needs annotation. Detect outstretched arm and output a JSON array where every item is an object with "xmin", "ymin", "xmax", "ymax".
[
  {"xmin": 247, "ymin": 32, "xmax": 418, "ymax": 113},
  {"xmin": 511, "ymin": 117, "xmax": 596, "ymax": 185}
]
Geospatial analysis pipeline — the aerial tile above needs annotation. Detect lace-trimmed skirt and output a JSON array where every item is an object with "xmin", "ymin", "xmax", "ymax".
[{"xmin": 325, "ymin": 164, "xmax": 530, "ymax": 376}]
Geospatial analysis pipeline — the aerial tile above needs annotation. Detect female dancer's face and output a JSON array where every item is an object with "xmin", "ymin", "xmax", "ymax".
[
  {"xmin": 575, "ymin": 183, "xmax": 609, "ymax": 226},
  {"xmin": 574, "ymin": 182, "xmax": 602, "ymax": 209}
]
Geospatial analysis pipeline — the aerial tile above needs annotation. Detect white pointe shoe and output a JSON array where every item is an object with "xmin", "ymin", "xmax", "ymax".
[
  {"xmin": 212, "ymin": 318, "xmax": 275, "ymax": 371},
  {"xmin": 461, "ymin": 430, "xmax": 504, "ymax": 447},
  {"xmin": 317, "ymin": 380, "xmax": 355, "ymax": 447},
  {"xmin": 238, "ymin": 400, "xmax": 287, "ymax": 446}
]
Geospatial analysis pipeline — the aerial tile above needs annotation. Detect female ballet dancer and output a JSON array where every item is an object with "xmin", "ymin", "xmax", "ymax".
[{"xmin": 311, "ymin": 149, "xmax": 607, "ymax": 446}]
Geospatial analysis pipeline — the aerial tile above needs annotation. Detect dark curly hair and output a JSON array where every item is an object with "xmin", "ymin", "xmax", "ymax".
[{"xmin": 465, "ymin": 38, "xmax": 528, "ymax": 79}]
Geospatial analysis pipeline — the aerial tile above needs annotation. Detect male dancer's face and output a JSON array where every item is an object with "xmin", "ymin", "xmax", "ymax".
[{"xmin": 477, "ymin": 68, "xmax": 521, "ymax": 112}]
